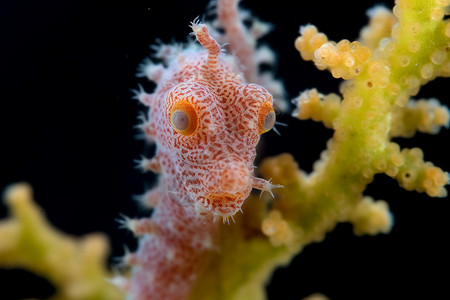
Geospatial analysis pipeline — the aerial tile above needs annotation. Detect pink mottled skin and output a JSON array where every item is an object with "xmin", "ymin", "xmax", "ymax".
[
  {"xmin": 122, "ymin": 1, "xmax": 281, "ymax": 299},
  {"xmin": 218, "ymin": 0, "xmax": 257, "ymax": 82}
]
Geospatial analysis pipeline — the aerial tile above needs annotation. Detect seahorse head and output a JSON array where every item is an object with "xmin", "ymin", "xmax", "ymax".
[{"xmin": 163, "ymin": 81, "xmax": 275, "ymax": 217}]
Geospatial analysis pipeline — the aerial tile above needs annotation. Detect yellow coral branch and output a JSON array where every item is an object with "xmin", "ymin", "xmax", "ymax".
[
  {"xmin": 293, "ymin": 89, "xmax": 342, "ymax": 129},
  {"xmin": 390, "ymin": 98, "xmax": 450, "ymax": 137},
  {"xmin": 190, "ymin": 2, "xmax": 449, "ymax": 299},
  {"xmin": 0, "ymin": 183, "xmax": 124, "ymax": 300}
]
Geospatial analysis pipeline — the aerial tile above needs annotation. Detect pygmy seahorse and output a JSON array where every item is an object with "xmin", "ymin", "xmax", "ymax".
[{"xmin": 121, "ymin": 1, "xmax": 281, "ymax": 299}]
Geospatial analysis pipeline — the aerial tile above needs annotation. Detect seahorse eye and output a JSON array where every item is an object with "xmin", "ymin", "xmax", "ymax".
[
  {"xmin": 258, "ymin": 101, "xmax": 275, "ymax": 134},
  {"xmin": 170, "ymin": 99, "xmax": 199, "ymax": 136},
  {"xmin": 172, "ymin": 110, "xmax": 189, "ymax": 131},
  {"xmin": 263, "ymin": 110, "xmax": 276, "ymax": 131}
]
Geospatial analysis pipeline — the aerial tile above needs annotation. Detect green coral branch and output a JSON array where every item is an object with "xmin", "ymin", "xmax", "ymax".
[
  {"xmin": 190, "ymin": 195, "xmax": 295, "ymax": 300},
  {"xmin": 191, "ymin": 1, "xmax": 450, "ymax": 299},
  {"xmin": 390, "ymin": 98, "xmax": 449, "ymax": 137},
  {"xmin": 293, "ymin": 0, "xmax": 450, "ymax": 199},
  {"xmin": 0, "ymin": 183, "xmax": 124, "ymax": 300}
]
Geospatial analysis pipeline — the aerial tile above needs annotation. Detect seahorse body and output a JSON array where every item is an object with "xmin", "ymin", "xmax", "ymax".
[{"xmin": 125, "ymin": 7, "xmax": 279, "ymax": 300}]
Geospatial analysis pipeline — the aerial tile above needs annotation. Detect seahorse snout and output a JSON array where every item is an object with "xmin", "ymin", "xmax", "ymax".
[
  {"xmin": 196, "ymin": 162, "xmax": 253, "ymax": 217},
  {"xmin": 219, "ymin": 164, "xmax": 252, "ymax": 193}
]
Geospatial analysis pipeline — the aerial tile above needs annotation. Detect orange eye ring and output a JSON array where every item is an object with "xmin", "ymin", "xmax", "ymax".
[
  {"xmin": 258, "ymin": 101, "xmax": 275, "ymax": 134},
  {"xmin": 170, "ymin": 100, "xmax": 199, "ymax": 136}
]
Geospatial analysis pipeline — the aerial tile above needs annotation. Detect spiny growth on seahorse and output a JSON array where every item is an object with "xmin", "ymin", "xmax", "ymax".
[{"xmin": 122, "ymin": 0, "xmax": 282, "ymax": 298}]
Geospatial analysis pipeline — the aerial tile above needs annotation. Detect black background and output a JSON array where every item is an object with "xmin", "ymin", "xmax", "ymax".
[{"xmin": 0, "ymin": 0, "xmax": 449, "ymax": 299}]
